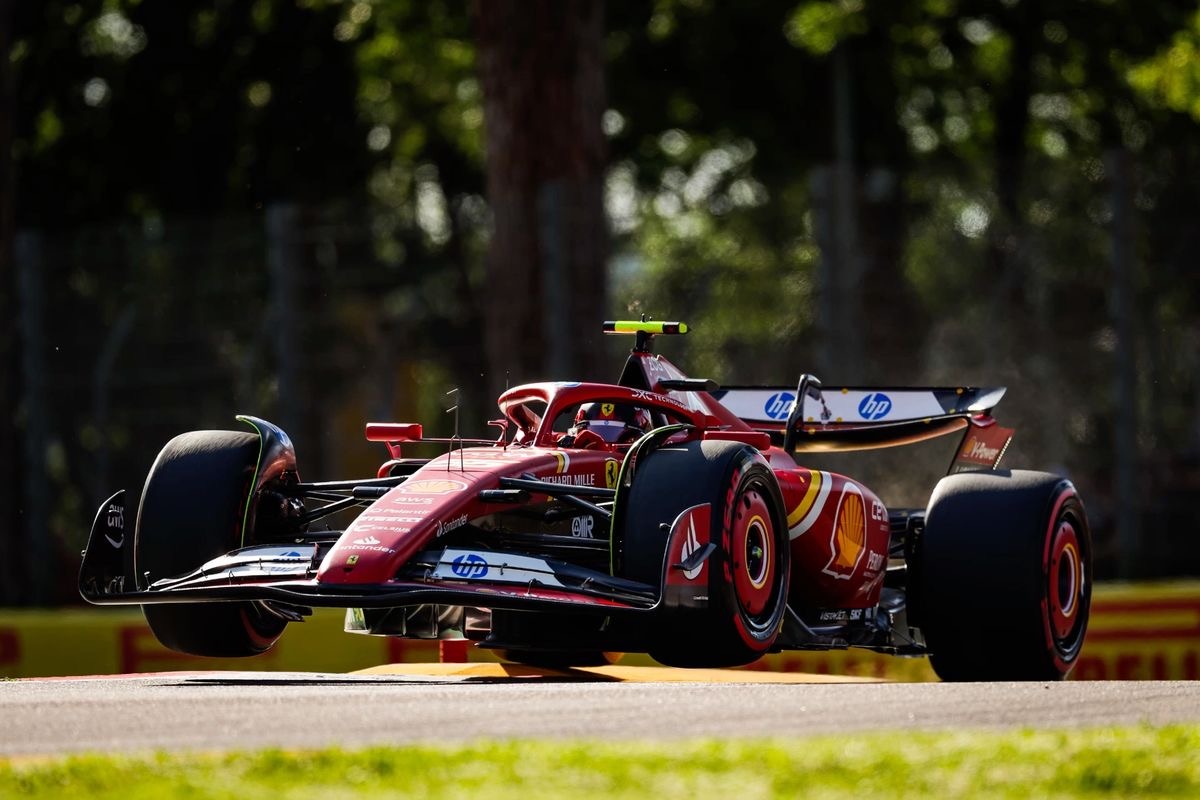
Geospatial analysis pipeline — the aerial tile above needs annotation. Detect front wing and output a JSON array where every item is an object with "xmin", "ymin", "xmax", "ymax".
[{"xmin": 79, "ymin": 490, "xmax": 693, "ymax": 617}]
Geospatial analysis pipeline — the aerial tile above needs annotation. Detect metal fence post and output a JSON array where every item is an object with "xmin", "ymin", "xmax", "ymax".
[
  {"xmin": 15, "ymin": 230, "xmax": 49, "ymax": 604},
  {"xmin": 1106, "ymin": 147, "xmax": 1139, "ymax": 577},
  {"xmin": 267, "ymin": 204, "xmax": 302, "ymax": 437}
]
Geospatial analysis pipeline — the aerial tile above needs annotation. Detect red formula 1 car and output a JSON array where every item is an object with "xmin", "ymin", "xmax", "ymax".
[{"xmin": 80, "ymin": 321, "xmax": 1092, "ymax": 681}]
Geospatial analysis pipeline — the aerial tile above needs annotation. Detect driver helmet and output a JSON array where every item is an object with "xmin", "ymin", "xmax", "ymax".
[{"xmin": 571, "ymin": 402, "xmax": 652, "ymax": 444}]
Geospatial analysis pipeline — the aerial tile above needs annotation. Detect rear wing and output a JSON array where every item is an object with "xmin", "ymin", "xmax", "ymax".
[
  {"xmin": 600, "ymin": 320, "xmax": 1012, "ymax": 471},
  {"xmin": 711, "ymin": 378, "xmax": 1011, "ymax": 463}
]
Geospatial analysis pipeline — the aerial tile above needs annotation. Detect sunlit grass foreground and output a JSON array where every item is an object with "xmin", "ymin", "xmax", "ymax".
[{"xmin": 3, "ymin": 726, "xmax": 1198, "ymax": 799}]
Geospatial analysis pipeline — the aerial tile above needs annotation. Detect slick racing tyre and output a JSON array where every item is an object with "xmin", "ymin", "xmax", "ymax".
[
  {"xmin": 621, "ymin": 440, "xmax": 790, "ymax": 668},
  {"xmin": 134, "ymin": 430, "xmax": 288, "ymax": 657},
  {"xmin": 916, "ymin": 469, "xmax": 1092, "ymax": 681}
]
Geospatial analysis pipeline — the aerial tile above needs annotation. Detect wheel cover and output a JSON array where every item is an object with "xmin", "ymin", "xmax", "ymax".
[
  {"xmin": 1042, "ymin": 495, "xmax": 1089, "ymax": 664},
  {"xmin": 1047, "ymin": 519, "xmax": 1084, "ymax": 640},
  {"xmin": 732, "ymin": 487, "xmax": 775, "ymax": 618}
]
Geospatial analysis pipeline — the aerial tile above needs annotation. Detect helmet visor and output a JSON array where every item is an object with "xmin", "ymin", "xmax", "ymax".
[{"xmin": 581, "ymin": 419, "xmax": 631, "ymax": 443}]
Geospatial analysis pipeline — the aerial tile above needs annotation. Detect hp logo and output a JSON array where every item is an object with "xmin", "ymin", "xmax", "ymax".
[
  {"xmin": 450, "ymin": 553, "xmax": 489, "ymax": 578},
  {"xmin": 858, "ymin": 392, "xmax": 892, "ymax": 420},
  {"xmin": 763, "ymin": 392, "xmax": 796, "ymax": 421}
]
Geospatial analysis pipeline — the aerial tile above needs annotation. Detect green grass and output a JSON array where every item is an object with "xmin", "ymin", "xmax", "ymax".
[{"xmin": 2, "ymin": 726, "xmax": 1198, "ymax": 799}]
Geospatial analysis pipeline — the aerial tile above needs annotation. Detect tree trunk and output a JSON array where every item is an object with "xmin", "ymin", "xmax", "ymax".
[
  {"xmin": 474, "ymin": 0, "xmax": 608, "ymax": 398},
  {"xmin": 989, "ymin": 4, "xmax": 1036, "ymax": 315},
  {"xmin": 813, "ymin": 41, "xmax": 915, "ymax": 384},
  {"xmin": 0, "ymin": 0, "xmax": 23, "ymax": 603}
]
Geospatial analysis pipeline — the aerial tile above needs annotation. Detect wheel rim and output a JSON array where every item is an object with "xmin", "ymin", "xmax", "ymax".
[
  {"xmin": 732, "ymin": 486, "xmax": 775, "ymax": 618},
  {"xmin": 1043, "ymin": 495, "xmax": 1089, "ymax": 664},
  {"xmin": 1048, "ymin": 518, "xmax": 1084, "ymax": 640}
]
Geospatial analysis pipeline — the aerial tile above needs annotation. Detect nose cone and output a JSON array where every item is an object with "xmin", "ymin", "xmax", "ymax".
[
  {"xmin": 316, "ymin": 475, "xmax": 481, "ymax": 584},
  {"xmin": 314, "ymin": 446, "xmax": 617, "ymax": 585}
]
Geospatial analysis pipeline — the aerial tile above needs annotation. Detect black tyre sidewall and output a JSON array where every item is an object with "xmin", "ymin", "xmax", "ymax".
[
  {"xmin": 620, "ymin": 439, "xmax": 790, "ymax": 667},
  {"xmin": 136, "ymin": 430, "xmax": 287, "ymax": 657},
  {"xmin": 917, "ymin": 469, "xmax": 1092, "ymax": 681}
]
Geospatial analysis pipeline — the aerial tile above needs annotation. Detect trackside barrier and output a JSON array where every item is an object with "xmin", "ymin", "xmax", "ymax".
[
  {"xmin": 1070, "ymin": 581, "xmax": 1200, "ymax": 680},
  {"xmin": 1, "ymin": 581, "xmax": 1196, "ymax": 679}
]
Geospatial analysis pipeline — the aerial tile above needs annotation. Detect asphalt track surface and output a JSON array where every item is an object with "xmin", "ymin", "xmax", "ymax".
[{"xmin": 4, "ymin": 666, "xmax": 1199, "ymax": 756}]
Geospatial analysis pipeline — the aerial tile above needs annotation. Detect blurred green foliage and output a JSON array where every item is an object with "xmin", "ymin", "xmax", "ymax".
[
  {"xmin": 1129, "ymin": 9, "xmax": 1200, "ymax": 121},
  {"xmin": 8, "ymin": 0, "xmax": 1200, "ymax": 585}
]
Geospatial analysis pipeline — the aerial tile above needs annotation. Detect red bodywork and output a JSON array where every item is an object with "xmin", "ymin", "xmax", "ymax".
[{"xmin": 317, "ymin": 353, "xmax": 891, "ymax": 613}]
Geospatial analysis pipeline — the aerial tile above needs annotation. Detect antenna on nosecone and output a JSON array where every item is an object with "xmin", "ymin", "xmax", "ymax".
[{"xmin": 445, "ymin": 387, "xmax": 464, "ymax": 472}]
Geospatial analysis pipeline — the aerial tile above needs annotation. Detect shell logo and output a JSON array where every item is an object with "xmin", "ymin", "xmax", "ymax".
[
  {"xmin": 823, "ymin": 483, "xmax": 866, "ymax": 580},
  {"xmin": 399, "ymin": 479, "xmax": 469, "ymax": 495}
]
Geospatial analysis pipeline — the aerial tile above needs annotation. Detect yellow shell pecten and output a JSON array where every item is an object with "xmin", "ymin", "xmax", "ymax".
[{"xmin": 833, "ymin": 491, "xmax": 865, "ymax": 570}]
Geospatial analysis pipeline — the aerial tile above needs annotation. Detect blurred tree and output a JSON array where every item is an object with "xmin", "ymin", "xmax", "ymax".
[
  {"xmin": 604, "ymin": 0, "xmax": 1191, "ymax": 381},
  {"xmin": 1130, "ymin": 8, "xmax": 1200, "ymax": 122},
  {"xmin": 474, "ymin": 0, "xmax": 609, "ymax": 396},
  {"xmin": 604, "ymin": 0, "xmax": 918, "ymax": 383},
  {"xmin": 601, "ymin": 0, "xmax": 1198, "ymax": 576},
  {"xmin": 349, "ymin": 0, "xmax": 489, "ymax": 424},
  {"xmin": 12, "ymin": 0, "xmax": 369, "ymax": 225},
  {"xmin": 3, "ymin": 0, "xmax": 1199, "ymax": 594},
  {"xmin": 0, "ymin": 0, "xmax": 19, "ymax": 602},
  {"xmin": 6, "ymin": 0, "xmax": 382, "ymax": 603}
]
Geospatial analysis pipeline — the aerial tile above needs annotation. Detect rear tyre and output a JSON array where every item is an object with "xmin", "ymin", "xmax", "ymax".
[
  {"xmin": 135, "ymin": 430, "xmax": 288, "ymax": 657},
  {"xmin": 621, "ymin": 440, "xmax": 790, "ymax": 668},
  {"xmin": 916, "ymin": 469, "xmax": 1091, "ymax": 681}
]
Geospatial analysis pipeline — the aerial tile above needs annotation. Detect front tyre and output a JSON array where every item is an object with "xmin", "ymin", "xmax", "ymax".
[
  {"xmin": 135, "ymin": 430, "xmax": 288, "ymax": 657},
  {"xmin": 621, "ymin": 440, "xmax": 790, "ymax": 668},
  {"xmin": 916, "ymin": 469, "xmax": 1092, "ymax": 681}
]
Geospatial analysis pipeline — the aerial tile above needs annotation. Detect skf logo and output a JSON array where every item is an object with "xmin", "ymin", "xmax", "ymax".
[
  {"xmin": 823, "ymin": 483, "xmax": 866, "ymax": 580},
  {"xmin": 858, "ymin": 393, "xmax": 892, "ymax": 420},
  {"xmin": 763, "ymin": 392, "xmax": 795, "ymax": 421},
  {"xmin": 450, "ymin": 553, "xmax": 489, "ymax": 578}
]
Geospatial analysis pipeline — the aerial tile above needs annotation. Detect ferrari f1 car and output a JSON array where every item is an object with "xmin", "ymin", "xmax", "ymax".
[{"xmin": 80, "ymin": 321, "xmax": 1092, "ymax": 681}]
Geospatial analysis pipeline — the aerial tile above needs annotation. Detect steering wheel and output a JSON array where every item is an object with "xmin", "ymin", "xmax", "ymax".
[{"xmin": 571, "ymin": 429, "xmax": 609, "ymax": 450}]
